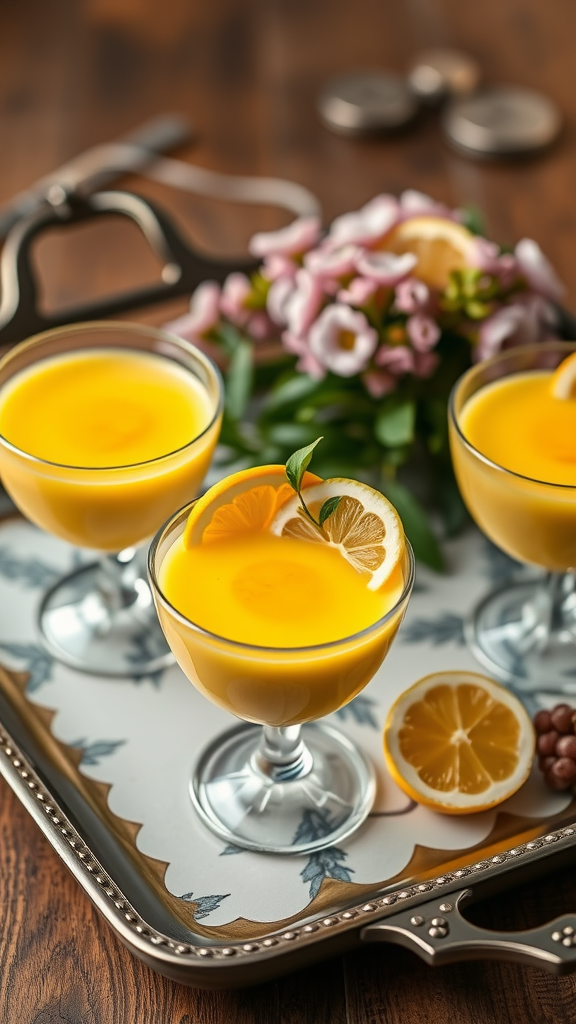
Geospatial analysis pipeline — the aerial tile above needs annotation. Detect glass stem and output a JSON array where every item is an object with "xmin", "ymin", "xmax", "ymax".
[
  {"xmin": 253, "ymin": 725, "xmax": 314, "ymax": 783},
  {"xmin": 97, "ymin": 548, "xmax": 140, "ymax": 612},
  {"xmin": 520, "ymin": 572, "xmax": 576, "ymax": 653},
  {"xmin": 83, "ymin": 547, "xmax": 148, "ymax": 637}
]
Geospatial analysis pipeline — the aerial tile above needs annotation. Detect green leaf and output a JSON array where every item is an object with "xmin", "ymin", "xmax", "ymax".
[
  {"xmin": 464, "ymin": 300, "xmax": 491, "ymax": 320},
  {"xmin": 266, "ymin": 422, "xmax": 321, "ymax": 450},
  {"xmin": 217, "ymin": 321, "xmax": 244, "ymax": 356},
  {"xmin": 459, "ymin": 204, "xmax": 485, "ymax": 236},
  {"xmin": 285, "ymin": 437, "xmax": 323, "ymax": 493},
  {"xmin": 319, "ymin": 496, "xmax": 343, "ymax": 527},
  {"xmin": 434, "ymin": 461, "xmax": 470, "ymax": 537},
  {"xmin": 225, "ymin": 340, "xmax": 253, "ymax": 421},
  {"xmin": 375, "ymin": 398, "xmax": 416, "ymax": 448},
  {"xmin": 218, "ymin": 411, "xmax": 259, "ymax": 454},
  {"xmin": 381, "ymin": 478, "xmax": 444, "ymax": 571},
  {"xmin": 263, "ymin": 373, "xmax": 324, "ymax": 415}
]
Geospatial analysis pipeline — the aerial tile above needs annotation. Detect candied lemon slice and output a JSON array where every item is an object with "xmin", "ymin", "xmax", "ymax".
[
  {"xmin": 380, "ymin": 215, "xmax": 475, "ymax": 290},
  {"xmin": 270, "ymin": 478, "xmax": 404, "ymax": 591},
  {"xmin": 383, "ymin": 671, "xmax": 535, "ymax": 814}
]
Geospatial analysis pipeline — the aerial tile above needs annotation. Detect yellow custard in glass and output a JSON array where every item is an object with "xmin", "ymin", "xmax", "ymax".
[
  {"xmin": 0, "ymin": 348, "xmax": 221, "ymax": 551},
  {"xmin": 461, "ymin": 371, "xmax": 576, "ymax": 486},
  {"xmin": 452, "ymin": 368, "xmax": 576, "ymax": 571},
  {"xmin": 160, "ymin": 530, "xmax": 402, "ymax": 648},
  {"xmin": 153, "ymin": 474, "xmax": 410, "ymax": 727}
]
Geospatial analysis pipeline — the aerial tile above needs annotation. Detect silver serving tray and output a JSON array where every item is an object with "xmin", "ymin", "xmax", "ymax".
[{"xmin": 2, "ymin": 508, "xmax": 576, "ymax": 987}]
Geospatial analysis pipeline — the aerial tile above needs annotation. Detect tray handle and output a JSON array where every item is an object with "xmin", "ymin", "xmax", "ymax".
[
  {"xmin": 0, "ymin": 187, "xmax": 258, "ymax": 346},
  {"xmin": 362, "ymin": 888, "xmax": 576, "ymax": 974}
]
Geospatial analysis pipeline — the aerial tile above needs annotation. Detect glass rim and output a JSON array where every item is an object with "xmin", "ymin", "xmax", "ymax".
[
  {"xmin": 0, "ymin": 320, "xmax": 223, "ymax": 472},
  {"xmin": 148, "ymin": 499, "xmax": 416, "ymax": 655},
  {"xmin": 449, "ymin": 340, "xmax": 576, "ymax": 493}
]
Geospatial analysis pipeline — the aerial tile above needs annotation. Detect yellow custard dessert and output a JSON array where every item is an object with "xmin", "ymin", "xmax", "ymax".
[
  {"xmin": 0, "ymin": 346, "xmax": 221, "ymax": 551},
  {"xmin": 451, "ymin": 359, "xmax": 576, "ymax": 571},
  {"xmin": 153, "ymin": 465, "xmax": 411, "ymax": 726}
]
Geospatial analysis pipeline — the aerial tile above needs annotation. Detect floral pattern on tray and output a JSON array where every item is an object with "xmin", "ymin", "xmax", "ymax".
[{"xmin": 0, "ymin": 517, "xmax": 571, "ymax": 927}]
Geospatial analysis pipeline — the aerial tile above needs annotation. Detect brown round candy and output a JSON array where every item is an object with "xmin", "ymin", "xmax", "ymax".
[
  {"xmin": 533, "ymin": 709, "xmax": 553, "ymax": 733},
  {"xmin": 537, "ymin": 730, "xmax": 560, "ymax": 757},
  {"xmin": 546, "ymin": 757, "xmax": 576, "ymax": 790},
  {"xmin": 556, "ymin": 734, "xmax": 576, "ymax": 759},
  {"xmin": 550, "ymin": 704, "xmax": 576, "ymax": 734}
]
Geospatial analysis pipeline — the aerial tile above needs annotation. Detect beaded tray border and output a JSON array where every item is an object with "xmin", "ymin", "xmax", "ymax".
[{"xmin": 2, "ymin": 718, "xmax": 576, "ymax": 987}]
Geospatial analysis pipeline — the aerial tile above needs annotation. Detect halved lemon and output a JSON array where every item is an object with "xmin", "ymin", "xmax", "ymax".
[
  {"xmin": 550, "ymin": 351, "xmax": 576, "ymax": 400},
  {"xmin": 183, "ymin": 465, "xmax": 321, "ymax": 547},
  {"xmin": 383, "ymin": 671, "xmax": 535, "ymax": 814},
  {"xmin": 270, "ymin": 479, "xmax": 404, "ymax": 591},
  {"xmin": 380, "ymin": 215, "xmax": 475, "ymax": 290}
]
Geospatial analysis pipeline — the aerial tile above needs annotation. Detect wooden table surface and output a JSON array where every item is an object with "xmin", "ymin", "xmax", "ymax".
[{"xmin": 1, "ymin": 1, "xmax": 576, "ymax": 1020}]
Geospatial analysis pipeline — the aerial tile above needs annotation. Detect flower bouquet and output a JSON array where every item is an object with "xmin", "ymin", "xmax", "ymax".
[{"xmin": 165, "ymin": 190, "xmax": 565, "ymax": 567}]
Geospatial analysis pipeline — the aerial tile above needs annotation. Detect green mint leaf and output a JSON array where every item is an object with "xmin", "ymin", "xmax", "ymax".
[
  {"xmin": 319, "ymin": 495, "xmax": 342, "ymax": 527},
  {"xmin": 225, "ymin": 340, "xmax": 253, "ymax": 421},
  {"xmin": 375, "ymin": 398, "xmax": 416, "ymax": 448},
  {"xmin": 285, "ymin": 437, "xmax": 323, "ymax": 494}
]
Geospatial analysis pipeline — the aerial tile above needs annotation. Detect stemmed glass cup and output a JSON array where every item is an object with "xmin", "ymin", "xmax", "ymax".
[
  {"xmin": 148, "ymin": 501, "xmax": 414, "ymax": 855},
  {"xmin": 0, "ymin": 322, "xmax": 222, "ymax": 677},
  {"xmin": 449, "ymin": 341, "xmax": 576, "ymax": 692}
]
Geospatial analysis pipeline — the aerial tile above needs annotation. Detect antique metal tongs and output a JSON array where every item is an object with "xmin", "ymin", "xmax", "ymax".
[{"xmin": 0, "ymin": 116, "xmax": 321, "ymax": 346}]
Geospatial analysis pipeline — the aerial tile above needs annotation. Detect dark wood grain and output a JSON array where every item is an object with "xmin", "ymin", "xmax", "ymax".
[{"xmin": 1, "ymin": 0, "xmax": 576, "ymax": 1020}]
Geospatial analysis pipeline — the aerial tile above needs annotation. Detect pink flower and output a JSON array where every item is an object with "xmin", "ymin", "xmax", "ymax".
[
  {"xmin": 219, "ymin": 272, "xmax": 275, "ymax": 341},
  {"xmin": 406, "ymin": 314, "xmax": 441, "ymax": 352},
  {"xmin": 470, "ymin": 238, "xmax": 519, "ymax": 288},
  {"xmin": 355, "ymin": 250, "xmax": 417, "ymax": 285},
  {"xmin": 163, "ymin": 280, "xmax": 221, "ymax": 340},
  {"xmin": 375, "ymin": 345, "xmax": 415, "ymax": 375},
  {"xmin": 267, "ymin": 276, "xmax": 295, "ymax": 325},
  {"xmin": 284, "ymin": 269, "xmax": 325, "ymax": 336},
  {"xmin": 248, "ymin": 311, "xmax": 274, "ymax": 341},
  {"xmin": 305, "ymin": 244, "xmax": 361, "ymax": 279},
  {"xmin": 394, "ymin": 277, "xmax": 430, "ymax": 313},
  {"xmin": 261, "ymin": 253, "xmax": 299, "ymax": 282},
  {"xmin": 515, "ymin": 238, "xmax": 564, "ymax": 302},
  {"xmin": 337, "ymin": 277, "xmax": 378, "ymax": 306},
  {"xmin": 413, "ymin": 351, "xmax": 440, "ymax": 378},
  {"xmin": 220, "ymin": 273, "xmax": 252, "ymax": 326},
  {"xmin": 328, "ymin": 194, "xmax": 400, "ymax": 247},
  {"xmin": 399, "ymin": 190, "xmax": 455, "ymax": 220},
  {"xmin": 308, "ymin": 305, "xmax": 378, "ymax": 377},
  {"xmin": 249, "ymin": 216, "xmax": 321, "ymax": 258},
  {"xmin": 282, "ymin": 331, "xmax": 326, "ymax": 380},
  {"xmin": 476, "ymin": 294, "xmax": 556, "ymax": 361},
  {"xmin": 363, "ymin": 368, "xmax": 397, "ymax": 397}
]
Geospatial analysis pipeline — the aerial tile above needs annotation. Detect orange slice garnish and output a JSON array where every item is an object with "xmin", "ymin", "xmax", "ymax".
[
  {"xmin": 383, "ymin": 671, "xmax": 535, "ymax": 814},
  {"xmin": 183, "ymin": 465, "xmax": 321, "ymax": 547},
  {"xmin": 380, "ymin": 215, "xmax": 475, "ymax": 290}
]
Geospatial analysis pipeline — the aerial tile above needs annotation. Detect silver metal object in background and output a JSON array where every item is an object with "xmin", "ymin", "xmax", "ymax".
[
  {"xmin": 408, "ymin": 49, "xmax": 481, "ymax": 103},
  {"xmin": 443, "ymin": 86, "xmax": 563, "ymax": 157},
  {"xmin": 318, "ymin": 71, "xmax": 419, "ymax": 136},
  {"xmin": 0, "ymin": 114, "xmax": 193, "ymax": 241}
]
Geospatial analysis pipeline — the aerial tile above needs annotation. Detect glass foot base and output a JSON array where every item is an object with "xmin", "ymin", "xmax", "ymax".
[
  {"xmin": 190, "ymin": 721, "xmax": 376, "ymax": 855},
  {"xmin": 466, "ymin": 578, "xmax": 576, "ymax": 694},
  {"xmin": 39, "ymin": 560, "xmax": 174, "ymax": 677}
]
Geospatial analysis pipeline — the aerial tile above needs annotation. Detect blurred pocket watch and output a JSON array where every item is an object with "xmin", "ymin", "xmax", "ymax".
[{"xmin": 318, "ymin": 48, "xmax": 562, "ymax": 158}]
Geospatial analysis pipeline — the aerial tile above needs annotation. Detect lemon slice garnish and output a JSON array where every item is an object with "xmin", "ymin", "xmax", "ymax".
[
  {"xmin": 380, "ymin": 215, "xmax": 475, "ymax": 290},
  {"xmin": 383, "ymin": 671, "xmax": 535, "ymax": 814},
  {"xmin": 270, "ymin": 478, "xmax": 404, "ymax": 591}
]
